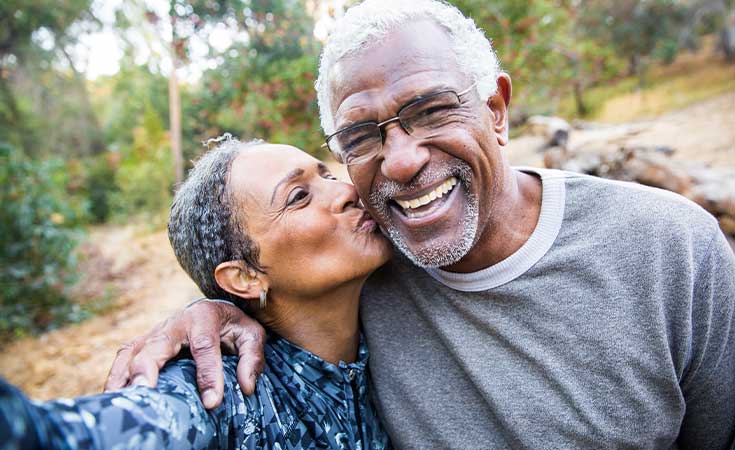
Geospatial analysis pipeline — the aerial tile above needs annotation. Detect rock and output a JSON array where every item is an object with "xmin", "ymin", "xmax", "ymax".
[
  {"xmin": 541, "ymin": 143, "xmax": 735, "ymax": 238},
  {"xmin": 720, "ymin": 216, "xmax": 735, "ymax": 236},
  {"xmin": 622, "ymin": 149, "xmax": 693, "ymax": 194},
  {"xmin": 527, "ymin": 116, "xmax": 572, "ymax": 149}
]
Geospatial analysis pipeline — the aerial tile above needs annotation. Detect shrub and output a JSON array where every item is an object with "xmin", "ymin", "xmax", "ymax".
[
  {"xmin": 109, "ymin": 103, "xmax": 174, "ymax": 224},
  {"xmin": 0, "ymin": 143, "xmax": 87, "ymax": 341},
  {"xmin": 83, "ymin": 153, "xmax": 120, "ymax": 223}
]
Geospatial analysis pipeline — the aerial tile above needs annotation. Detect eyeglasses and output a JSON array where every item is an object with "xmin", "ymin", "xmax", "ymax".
[{"xmin": 323, "ymin": 81, "xmax": 478, "ymax": 166}]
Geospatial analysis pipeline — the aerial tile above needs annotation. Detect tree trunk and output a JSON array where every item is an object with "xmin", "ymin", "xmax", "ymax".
[
  {"xmin": 168, "ymin": 3, "xmax": 184, "ymax": 186},
  {"xmin": 0, "ymin": 75, "xmax": 32, "ymax": 153},
  {"xmin": 168, "ymin": 52, "xmax": 183, "ymax": 185},
  {"xmin": 573, "ymin": 80, "xmax": 588, "ymax": 116}
]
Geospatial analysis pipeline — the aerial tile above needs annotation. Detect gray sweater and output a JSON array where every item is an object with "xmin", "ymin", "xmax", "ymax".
[{"xmin": 361, "ymin": 168, "xmax": 735, "ymax": 450}]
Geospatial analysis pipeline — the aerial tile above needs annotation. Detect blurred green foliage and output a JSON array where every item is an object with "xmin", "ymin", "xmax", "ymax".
[
  {"xmin": 0, "ymin": 143, "xmax": 88, "ymax": 340},
  {"xmin": 109, "ymin": 101, "xmax": 174, "ymax": 223},
  {"xmin": 0, "ymin": 0, "xmax": 103, "ymax": 158},
  {"xmin": 454, "ymin": 0, "xmax": 722, "ymax": 118}
]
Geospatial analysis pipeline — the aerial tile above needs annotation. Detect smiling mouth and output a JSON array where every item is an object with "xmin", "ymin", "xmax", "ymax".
[{"xmin": 392, "ymin": 177, "xmax": 458, "ymax": 219}]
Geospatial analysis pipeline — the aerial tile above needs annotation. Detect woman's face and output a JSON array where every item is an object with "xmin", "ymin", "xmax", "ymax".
[{"xmin": 228, "ymin": 144, "xmax": 392, "ymax": 298}]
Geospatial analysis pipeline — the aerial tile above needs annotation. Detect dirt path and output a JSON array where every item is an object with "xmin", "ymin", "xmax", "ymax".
[
  {"xmin": 1, "ymin": 91, "xmax": 733, "ymax": 401},
  {"xmin": 0, "ymin": 225, "xmax": 201, "ymax": 399}
]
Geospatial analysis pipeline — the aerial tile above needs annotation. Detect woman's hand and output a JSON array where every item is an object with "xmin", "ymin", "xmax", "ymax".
[{"xmin": 103, "ymin": 300, "xmax": 266, "ymax": 409}]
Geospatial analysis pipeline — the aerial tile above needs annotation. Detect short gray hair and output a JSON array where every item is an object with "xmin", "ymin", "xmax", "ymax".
[
  {"xmin": 168, "ymin": 136, "xmax": 264, "ymax": 300},
  {"xmin": 315, "ymin": 0, "xmax": 501, "ymax": 135}
]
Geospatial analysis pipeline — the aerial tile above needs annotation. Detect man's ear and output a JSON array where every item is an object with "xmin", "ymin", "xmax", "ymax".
[
  {"xmin": 486, "ymin": 73, "xmax": 512, "ymax": 146},
  {"xmin": 214, "ymin": 261, "xmax": 268, "ymax": 301}
]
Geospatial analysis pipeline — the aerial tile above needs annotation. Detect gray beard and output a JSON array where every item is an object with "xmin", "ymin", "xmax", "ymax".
[{"xmin": 368, "ymin": 162, "xmax": 479, "ymax": 268}]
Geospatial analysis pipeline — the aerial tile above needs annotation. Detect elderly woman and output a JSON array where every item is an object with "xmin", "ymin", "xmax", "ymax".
[{"xmin": 0, "ymin": 138, "xmax": 392, "ymax": 450}]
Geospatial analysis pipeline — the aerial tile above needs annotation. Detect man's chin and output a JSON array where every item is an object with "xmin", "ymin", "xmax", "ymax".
[{"xmin": 387, "ymin": 229, "xmax": 475, "ymax": 269}]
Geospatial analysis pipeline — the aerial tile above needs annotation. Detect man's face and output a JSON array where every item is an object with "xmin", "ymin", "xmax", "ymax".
[{"xmin": 328, "ymin": 20, "xmax": 510, "ymax": 268}]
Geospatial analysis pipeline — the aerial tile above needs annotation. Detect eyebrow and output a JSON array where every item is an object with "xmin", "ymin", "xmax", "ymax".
[
  {"xmin": 335, "ymin": 85, "xmax": 454, "ymax": 129},
  {"xmin": 269, "ymin": 162, "xmax": 328, "ymax": 206}
]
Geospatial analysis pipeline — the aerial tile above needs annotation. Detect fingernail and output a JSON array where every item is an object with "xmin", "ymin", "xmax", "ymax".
[
  {"xmin": 202, "ymin": 389, "xmax": 217, "ymax": 408},
  {"xmin": 132, "ymin": 376, "xmax": 150, "ymax": 387}
]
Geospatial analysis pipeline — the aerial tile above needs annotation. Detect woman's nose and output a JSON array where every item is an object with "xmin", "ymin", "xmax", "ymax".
[{"xmin": 330, "ymin": 181, "xmax": 360, "ymax": 213}]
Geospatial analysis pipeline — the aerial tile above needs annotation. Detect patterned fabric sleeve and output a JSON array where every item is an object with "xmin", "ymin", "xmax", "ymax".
[{"xmin": 0, "ymin": 360, "xmax": 230, "ymax": 450}]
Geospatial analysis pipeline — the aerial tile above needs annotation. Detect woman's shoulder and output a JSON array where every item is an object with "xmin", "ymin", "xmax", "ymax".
[
  {"xmin": 158, "ymin": 356, "xmax": 267, "ymax": 448},
  {"xmin": 158, "ymin": 356, "xmax": 248, "ymax": 403}
]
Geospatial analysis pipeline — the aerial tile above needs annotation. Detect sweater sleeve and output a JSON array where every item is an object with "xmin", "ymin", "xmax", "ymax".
[
  {"xmin": 678, "ymin": 229, "xmax": 735, "ymax": 450},
  {"xmin": 0, "ymin": 360, "xmax": 227, "ymax": 450}
]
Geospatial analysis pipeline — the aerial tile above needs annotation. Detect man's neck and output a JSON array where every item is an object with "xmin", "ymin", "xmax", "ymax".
[
  {"xmin": 443, "ymin": 169, "xmax": 543, "ymax": 273},
  {"xmin": 260, "ymin": 281, "xmax": 364, "ymax": 365}
]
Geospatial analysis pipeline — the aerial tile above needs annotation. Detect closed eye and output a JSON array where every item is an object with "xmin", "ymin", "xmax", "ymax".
[
  {"xmin": 322, "ymin": 172, "xmax": 338, "ymax": 181},
  {"xmin": 345, "ymin": 132, "xmax": 375, "ymax": 150},
  {"xmin": 287, "ymin": 188, "xmax": 309, "ymax": 206},
  {"xmin": 415, "ymin": 103, "xmax": 456, "ymax": 118}
]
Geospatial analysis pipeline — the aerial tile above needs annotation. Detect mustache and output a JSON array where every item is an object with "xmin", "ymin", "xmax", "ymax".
[{"xmin": 367, "ymin": 162, "xmax": 473, "ymax": 212}]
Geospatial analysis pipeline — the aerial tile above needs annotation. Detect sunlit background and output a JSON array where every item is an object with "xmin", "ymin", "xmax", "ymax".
[{"xmin": 1, "ymin": 0, "xmax": 734, "ymax": 399}]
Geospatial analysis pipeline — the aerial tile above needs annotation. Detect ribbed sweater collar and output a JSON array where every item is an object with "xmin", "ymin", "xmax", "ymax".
[{"xmin": 424, "ymin": 167, "xmax": 566, "ymax": 292}]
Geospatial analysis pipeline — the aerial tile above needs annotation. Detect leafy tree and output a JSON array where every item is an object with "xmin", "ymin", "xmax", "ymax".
[
  {"xmin": 189, "ymin": 0, "xmax": 323, "ymax": 158},
  {"xmin": 0, "ymin": 0, "xmax": 103, "ymax": 157},
  {"xmin": 114, "ymin": 0, "xmax": 268, "ymax": 183},
  {"xmin": 109, "ymin": 101, "xmax": 174, "ymax": 221},
  {"xmin": 452, "ymin": 0, "xmax": 608, "ymax": 117},
  {"xmin": 578, "ymin": 0, "xmax": 689, "ymax": 85}
]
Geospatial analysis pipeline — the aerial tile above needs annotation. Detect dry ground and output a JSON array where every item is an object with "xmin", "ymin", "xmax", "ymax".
[
  {"xmin": 0, "ymin": 226, "xmax": 201, "ymax": 399},
  {"xmin": 1, "ymin": 89, "xmax": 733, "ymax": 400}
]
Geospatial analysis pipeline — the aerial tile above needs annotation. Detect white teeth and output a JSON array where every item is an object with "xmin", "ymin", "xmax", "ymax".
[{"xmin": 395, "ymin": 177, "xmax": 458, "ymax": 210}]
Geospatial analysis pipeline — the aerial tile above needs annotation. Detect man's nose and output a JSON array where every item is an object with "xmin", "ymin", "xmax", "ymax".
[{"xmin": 379, "ymin": 122, "xmax": 430, "ymax": 184}]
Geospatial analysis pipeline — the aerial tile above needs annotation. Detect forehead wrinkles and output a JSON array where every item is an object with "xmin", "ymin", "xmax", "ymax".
[
  {"xmin": 329, "ymin": 35, "xmax": 464, "ymax": 123},
  {"xmin": 230, "ymin": 149, "xmax": 309, "ymax": 212},
  {"xmin": 332, "ymin": 71, "xmax": 465, "ymax": 128}
]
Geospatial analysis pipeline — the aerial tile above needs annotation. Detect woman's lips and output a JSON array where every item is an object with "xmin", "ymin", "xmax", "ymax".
[{"xmin": 354, "ymin": 210, "xmax": 378, "ymax": 233}]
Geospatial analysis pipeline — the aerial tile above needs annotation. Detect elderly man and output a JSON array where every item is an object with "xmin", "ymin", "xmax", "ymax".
[{"xmin": 105, "ymin": 1, "xmax": 735, "ymax": 448}]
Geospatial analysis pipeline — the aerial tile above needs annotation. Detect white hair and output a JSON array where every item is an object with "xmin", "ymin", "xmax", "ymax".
[{"xmin": 315, "ymin": 0, "xmax": 502, "ymax": 135}]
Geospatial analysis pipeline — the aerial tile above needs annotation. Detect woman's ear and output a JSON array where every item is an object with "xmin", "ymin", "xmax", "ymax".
[
  {"xmin": 486, "ymin": 73, "xmax": 512, "ymax": 146},
  {"xmin": 214, "ymin": 261, "xmax": 268, "ymax": 301}
]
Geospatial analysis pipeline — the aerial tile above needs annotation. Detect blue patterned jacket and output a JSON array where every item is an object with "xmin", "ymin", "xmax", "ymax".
[{"xmin": 0, "ymin": 333, "xmax": 392, "ymax": 450}]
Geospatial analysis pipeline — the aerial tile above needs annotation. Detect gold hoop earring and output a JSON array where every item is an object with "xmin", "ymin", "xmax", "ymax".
[{"xmin": 259, "ymin": 289, "xmax": 267, "ymax": 309}]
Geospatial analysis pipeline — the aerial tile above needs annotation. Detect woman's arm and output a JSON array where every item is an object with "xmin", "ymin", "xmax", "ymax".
[{"xmin": 1, "ymin": 360, "xmax": 231, "ymax": 450}]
